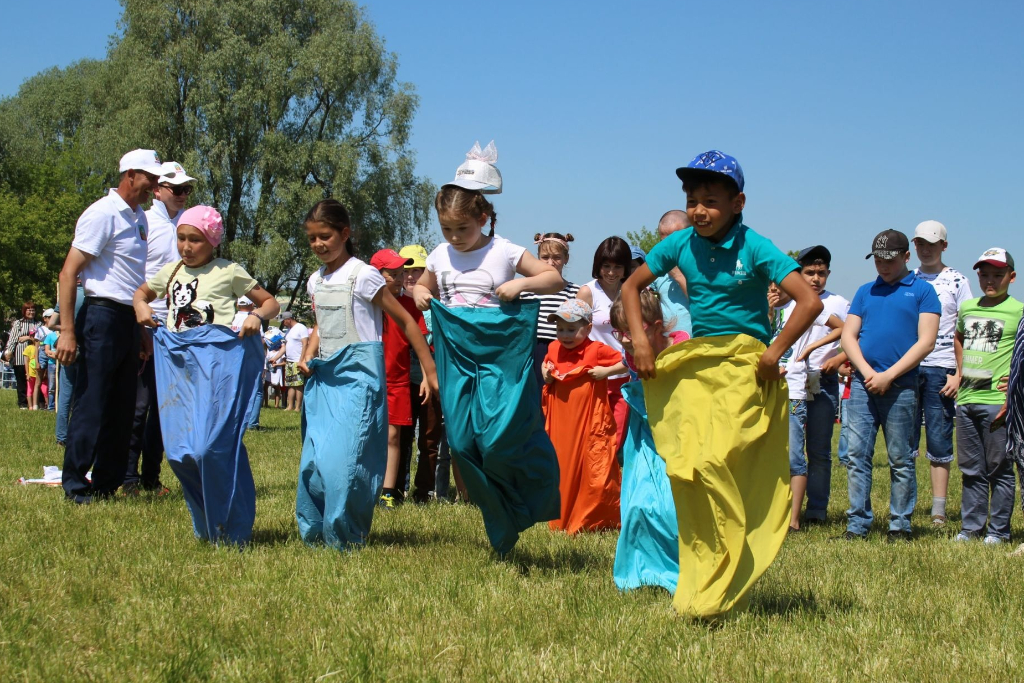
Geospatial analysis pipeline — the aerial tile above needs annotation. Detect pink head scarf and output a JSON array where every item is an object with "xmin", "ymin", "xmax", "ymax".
[{"xmin": 178, "ymin": 205, "xmax": 224, "ymax": 247}]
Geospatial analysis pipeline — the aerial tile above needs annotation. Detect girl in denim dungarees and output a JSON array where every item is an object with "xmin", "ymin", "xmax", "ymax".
[{"xmin": 295, "ymin": 199, "xmax": 437, "ymax": 550}]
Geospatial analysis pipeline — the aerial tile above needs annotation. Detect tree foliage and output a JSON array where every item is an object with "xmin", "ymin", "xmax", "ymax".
[
  {"xmin": 626, "ymin": 226, "xmax": 660, "ymax": 255},
  {"xmin": 0, "ymin": 0, "xmax": 434, "ymax": 317}
]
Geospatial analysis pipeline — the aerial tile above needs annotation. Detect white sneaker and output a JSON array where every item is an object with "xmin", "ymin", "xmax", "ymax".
[
  {"xmin": 954, "ymin": 531, "xmax": 972, "ymax": 542},
  {"xmin": 983, "ymin": 535, "xmax": 1006, "ymax": 546}
]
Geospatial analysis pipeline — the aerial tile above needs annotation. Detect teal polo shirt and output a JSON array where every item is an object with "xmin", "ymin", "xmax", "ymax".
[{"xmin": 645, "ymin": 217, "xmax": 799, "ymax": 344}]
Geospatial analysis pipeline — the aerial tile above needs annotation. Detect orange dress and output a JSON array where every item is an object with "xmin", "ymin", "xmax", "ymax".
[{"xmin": 543, "ymin": 338, "xmax": 622, "ymax": 533}]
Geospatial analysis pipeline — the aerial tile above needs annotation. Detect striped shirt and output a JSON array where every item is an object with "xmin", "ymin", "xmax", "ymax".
[
  {"xmin": 4, "ymin": 319, "xmax": 39, "ymax": 366},
  {"xmin": 526, "ymin": 282, "xmax": 580, "ymax": 342}
]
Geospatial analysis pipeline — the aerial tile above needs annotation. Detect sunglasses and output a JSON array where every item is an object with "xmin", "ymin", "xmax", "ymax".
[
  {"xmin": 160, "ymin": 184, "xmax": 194, "ymax": 197},
  {"xmin": 611, "ymin": 323, "xmax": 648, "ymax": 342}
]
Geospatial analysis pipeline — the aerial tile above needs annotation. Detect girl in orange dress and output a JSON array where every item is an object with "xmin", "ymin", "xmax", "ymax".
[{"xmin": 542, "ymin": 299, "xmax": 627, "ymax": 533}]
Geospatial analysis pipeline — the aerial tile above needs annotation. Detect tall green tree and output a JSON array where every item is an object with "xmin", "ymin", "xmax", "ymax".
[
  {"xmin": 626, "ymin": 226, "xmax": 660, "ymax": 254},
  {"xmin": 106, "ymin": 0, "xmax": 435, "ymax": 301},
  {"xmin": 0, "ymin": 0, "xmax": 434, "ymax": 316}
]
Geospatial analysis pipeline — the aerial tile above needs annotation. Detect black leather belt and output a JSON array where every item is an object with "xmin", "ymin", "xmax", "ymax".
[{"xmin": 84, "ymin": 296, "xmax": 134, "ymax": 312}]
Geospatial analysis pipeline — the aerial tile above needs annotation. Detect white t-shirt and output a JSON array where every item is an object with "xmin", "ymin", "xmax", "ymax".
[
  {"xmin": 144, "ymin": 200, "xmax": 182, "ymax": 317},
  {"xmin": 425, "ymin": 235, "xmax": 525, "ymax": 308},
  {"xmin": 915, "ymin": 267, "xmax": 973, "ymax": 368},
  {"xmin": 305, "ymin": 258, "xmax": 387, "ymax": 342},
  {"xmin": 230, "ymin": 311, "xmax": 249, "ymax": 332},
  {"xmin": 284, "ymin": 323, "xmax": 311, "ymax": 362},
  {"xmin": 782, "ymin": 290, "xmax": 850, "ymax": 399},
  {"xmin": 72, "ymin": 189, "xmax": 148, "ymax": 305}
]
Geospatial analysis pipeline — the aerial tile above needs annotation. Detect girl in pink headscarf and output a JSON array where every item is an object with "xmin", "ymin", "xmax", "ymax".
[{"xmin": 133, "ymin": 205, "xmax": 279, "ymax": 332}]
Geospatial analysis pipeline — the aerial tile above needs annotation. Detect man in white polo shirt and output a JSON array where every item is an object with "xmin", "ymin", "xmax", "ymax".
[
  {"xmin": 124, "ymin": 161, "xmax": 196, "ymax": 495},
  {"xmin": 280, "ymin": 311, "xmax": 310, "ymax": 411},
  {"xmin": 56, "ymin": 149, "xmax": 162, "ymax": 503}
]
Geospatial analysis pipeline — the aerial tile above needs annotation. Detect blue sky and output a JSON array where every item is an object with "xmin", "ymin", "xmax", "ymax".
[{"xmin": 3, "ymin": 1, "xmax": 1022, "ymax": 298}]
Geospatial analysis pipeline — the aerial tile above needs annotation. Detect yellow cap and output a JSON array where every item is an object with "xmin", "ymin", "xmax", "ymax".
[{"xmin": 399, "ymin": 244, "xmax": 428, "ymax": 269}]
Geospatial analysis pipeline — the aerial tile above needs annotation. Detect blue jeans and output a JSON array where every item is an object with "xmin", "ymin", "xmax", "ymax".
[
  {"xmin": 837, "ymin": 397, "xmax": 851, "ymax": 467},
  {"xmin": 46, "ymin": 365, "xmax": 56, "ymax": 410},
  {"xmin": 55, "ymin": 363, "xmax": 78, "ymax": 443},
  {"xmin": 247, "ymin": 382, "xmax": 263, "ymax": 429},
  {"xmin": 912, "ymin": 366, "xmax": 955, "ymax": 463},
  {"xmin": 788, "ymin": 376, "xmax": 839, "ymax": 520},
  {"xmin": 845, "ymin": 376, "xmax": 918, "ymax": 535}
]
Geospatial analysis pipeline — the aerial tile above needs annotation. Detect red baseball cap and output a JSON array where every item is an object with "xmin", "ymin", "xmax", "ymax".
[{"xmin": 370, "ymin": 249, "xmax": 413, "ymax": 270}]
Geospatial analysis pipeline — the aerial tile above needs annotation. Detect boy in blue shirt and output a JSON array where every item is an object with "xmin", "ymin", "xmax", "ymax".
[
  {"xmin": 838, "ymin": 230, "xmax": 940, "ymax": 541},
  {"xmin": 621, "ymin": 150, "xmax": 823, "ymax": 619}
]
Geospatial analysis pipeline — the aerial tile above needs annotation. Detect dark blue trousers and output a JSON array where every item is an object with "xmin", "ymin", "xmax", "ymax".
[
  {"xmin": 125, "ymin": 340, "xmax": 164, "ymax": 488},
  {"xmin": 62, "ymin": 300, "xmax": 140, "ymax": 500}
]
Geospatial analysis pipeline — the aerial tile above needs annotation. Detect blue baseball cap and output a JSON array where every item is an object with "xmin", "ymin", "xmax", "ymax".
[
  {"xmin": 630, "ymin": 245, "xmax": 646, "ymax": 262},
  {"xmin": 675, "ymin": 150, "xmax": 745, "ymax": 192}
]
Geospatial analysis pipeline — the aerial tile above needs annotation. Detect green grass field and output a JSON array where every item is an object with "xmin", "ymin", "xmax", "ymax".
[{"xmin": 3, "ymin": 389, "xmax": 1024, "ymax": 682}]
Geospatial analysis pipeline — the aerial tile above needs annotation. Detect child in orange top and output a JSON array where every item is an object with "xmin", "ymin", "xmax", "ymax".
[{"xmin": 542, "ymin": 299, "xmax": 627, "ymax": 533}]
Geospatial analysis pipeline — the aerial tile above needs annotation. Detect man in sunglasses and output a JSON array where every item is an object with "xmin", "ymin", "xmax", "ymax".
[{"xmin": 123, "ymin": 161, "xmax": 197, "ymax": 495}]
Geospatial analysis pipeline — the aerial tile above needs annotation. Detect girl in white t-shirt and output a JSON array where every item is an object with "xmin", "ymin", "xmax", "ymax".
[
  {"xmin": 411, "ymin": 156, "xmax": 564, "ymax": 553},
  {"xmin": 295, "ymin": 199, "xmax": 437, "ymax": 549},
  {"xmin": 578, "ymin": 236, "xmax": 633, "ymax": 458}
]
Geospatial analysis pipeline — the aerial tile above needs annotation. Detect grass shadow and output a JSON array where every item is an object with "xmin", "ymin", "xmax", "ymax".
[
  {"xmin": 367, "ymin": 526, "xmax": 451, "ymax": 548},
  {"xmin": 501, "ymin": 543, "xmax": 609, "ymax": 576},
  {"xmin": 749, "ymin": 589, "xmax": 856, "ymax": 620},
  {"xmin": 249, "ymin": 526, "xmax": 300, "ymax": 546}
]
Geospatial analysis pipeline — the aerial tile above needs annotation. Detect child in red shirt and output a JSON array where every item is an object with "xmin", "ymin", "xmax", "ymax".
[{"xmin": 371, "ymin": 249, "xmax": 429, "ymax": 507}]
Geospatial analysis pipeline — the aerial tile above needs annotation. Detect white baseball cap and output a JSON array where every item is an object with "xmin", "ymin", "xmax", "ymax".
[
  {"xmin": 119, "ymin": 149, "xmax": 165, "ymax": 176},
  {"xmin": 443, "ymin": 141, "xmax": 502, "ymax": 194},
  {"xmin": 159, "ymin": 161, "xmax": 197, "ymax": 186},
  {"xmin": 42, "ymin": 308, "xmax": 55, "ymax": 318},
  {"xmin": 913, "ymin": 220, "xmax": 947, "ymax": 243},
  {"xmin": 236, "ymin": 296, "xmax": 253, "ymax": 307}
]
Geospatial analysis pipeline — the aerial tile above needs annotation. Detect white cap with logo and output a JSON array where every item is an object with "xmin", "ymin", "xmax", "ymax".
[
  {"xmin": 158, "ymin": 161, "xmax": 197, "ymax": 186},
  {"xmin": 443, "ymin": 140, "xmax": 502, "ymax": 194},
  {"xmin": 119, "ymin": 149, "xmax": 165, "ymax": 176},
  {"xmin": 913, "ymin": 220, "xmax": 947, "ymax": 244}
]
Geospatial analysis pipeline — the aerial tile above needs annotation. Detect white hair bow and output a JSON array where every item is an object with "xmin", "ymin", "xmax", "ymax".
[{"xmin": 466, "ymin": 140, "xmax": 498, "ymax": 164}]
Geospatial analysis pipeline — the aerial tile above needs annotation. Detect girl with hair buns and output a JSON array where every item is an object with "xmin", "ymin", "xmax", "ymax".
[
  {"xmin": 527, "ymin": 232, "xmax": 580, "ymax": 385},
  {"xmin": 412, "ymin": 141, "xmax": 565, "ymax": 555}
]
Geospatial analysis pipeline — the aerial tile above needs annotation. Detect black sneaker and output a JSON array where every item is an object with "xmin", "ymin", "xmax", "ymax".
[
  {"xmin": 829, "ymin": 530, "xmax": 866, "ymax": 541},
  {"xmin": 886, "ymin": 530, "xmax": 913, "ymax": 543}
]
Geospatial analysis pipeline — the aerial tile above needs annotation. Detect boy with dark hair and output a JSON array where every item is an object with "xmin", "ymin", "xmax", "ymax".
[
  {"xmin": 779, "ymin": 246, "xmax": 849, "ymax": 531},
  {"xmin": 621, "ymin": 150, "xmax": 823, "ymax": 619},
  {"xmin": 838, "ymin": 230, "xmax": 940, "ymax": 541},
  {"xmin": 954, "ymin": 248, "xmax": 1019, "ymax": 544}
]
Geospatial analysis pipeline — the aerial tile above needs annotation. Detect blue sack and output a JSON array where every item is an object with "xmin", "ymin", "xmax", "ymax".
[
  {"xmin": 153, "ymin": 325, "xmax": 263, "ymax": 545},
  {"xmin": 614, "ymin": 380, "xmax": 679, "ymax": 593},
  {"xmin": 430, "ymin": 300, "xmax": 560, "ymax": 554},
  {"xmin": 296, "ymin": 342, "xmax": 387, "ymax": 549}
]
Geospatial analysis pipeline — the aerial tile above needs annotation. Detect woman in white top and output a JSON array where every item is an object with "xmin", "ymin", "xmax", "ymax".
[{"xmin": 578, "ymin": 236, "xmax": 633, "ymax": 458}]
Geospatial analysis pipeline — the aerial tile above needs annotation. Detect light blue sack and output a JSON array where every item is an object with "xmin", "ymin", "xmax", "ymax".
[
  {"xmin": 296, "ymin": 342, "xmax": 387, "ymax": 548},
  {"xmin": 153, "ymin": 325, "xmax": 263, "ymax": 545},
  {"xmin": 614, "ymin": 380, "xmax": 679, "ymax": 593}
]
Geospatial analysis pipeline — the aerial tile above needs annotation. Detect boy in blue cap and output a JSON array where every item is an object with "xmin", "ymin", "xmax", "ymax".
[
  {"xmin": 838, "ymin": 230, "xmax": 940, "ymax": 541},
  {"xmin": 621, "ymin": 150, "xmax": 822, "ymax": 618}
]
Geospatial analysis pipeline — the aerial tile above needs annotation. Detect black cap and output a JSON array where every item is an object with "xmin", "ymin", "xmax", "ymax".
[
  {"xmin": 865, "ymin": 230, "xmax": 910, "ymax": 260},
  {"xmin": 797, "ymin": 245, "xmax": 831, "ymax": 267}
]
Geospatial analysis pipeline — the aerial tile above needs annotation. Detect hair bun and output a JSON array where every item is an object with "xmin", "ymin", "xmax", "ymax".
[
  {"xmin": 565, "ymin": 233, "xmax": 575, "ymax": 242},
  {"xmin": 534, "ymin": 233, "xmax": 542, "ymax": 241}
]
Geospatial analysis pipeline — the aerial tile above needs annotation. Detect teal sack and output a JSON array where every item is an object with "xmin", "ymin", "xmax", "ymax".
[
  {"xmin": 431, "ymin": 299, "xmax": 560, "ymax": 554},
  {"xmin": 613, "ymin": 380, "xmax": 679, "ymax": 593},
  {"xmin": 296, "ymin": 342, "xmax": 387, "ymax": 549}
]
